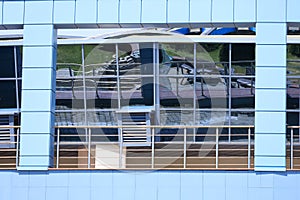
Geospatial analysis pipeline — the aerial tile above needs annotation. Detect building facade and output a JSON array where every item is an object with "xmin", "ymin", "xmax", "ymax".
[{"xmin": 0, "ymin": 0, "xmax": 300, "ymax": 199}]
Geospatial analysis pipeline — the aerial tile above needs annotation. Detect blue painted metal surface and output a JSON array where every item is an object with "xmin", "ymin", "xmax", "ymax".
[{"xmin": 0, "ymin": 170, "xmax": 299, "ymax": 200}]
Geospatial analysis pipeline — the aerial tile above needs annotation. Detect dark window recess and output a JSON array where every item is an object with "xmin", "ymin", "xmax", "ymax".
[{"xmin": 0, "ymin": 81, "xmax": 17, "ymax": 108}]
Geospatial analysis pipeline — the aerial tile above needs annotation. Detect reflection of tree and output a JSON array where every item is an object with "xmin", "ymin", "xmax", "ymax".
[
  {"xmin": 219, "ymin": 44, "xmax": 255, "ymax": 66},
  {"xmin": 289, "ymin": 45, "xmax": 300, "ymax": 57}
]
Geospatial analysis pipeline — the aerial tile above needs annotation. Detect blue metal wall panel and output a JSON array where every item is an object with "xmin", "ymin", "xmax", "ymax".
[
  {"xmin": 1, "ymin": 170, "xmax": 300, "ymax": 200},
  {"xmin": 24, "ymin": 1, "xmax": 53, "ymax": 24}
]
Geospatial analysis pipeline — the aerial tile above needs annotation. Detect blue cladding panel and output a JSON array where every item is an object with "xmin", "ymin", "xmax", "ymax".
[
  {"xmin": 0, "ymin": 171, "xmax": 12, "ymax": 187},
  {"xmin": 157, "ymin": 172, "xmax": 181, "ymax": 200},
  {"xmin": 255, "ymin": 89, "xmax": 286, "ymax": 111},
  {"xmin": 54, "ymin": 1, "xmax": 75, "ymax": 25},
  {"xmin": 24, "ymin": 1, "xmax": 53, "ymax": 24},
  {"xmin": 256, "ymin": 45, "xmax": 286, "ymax": 67},
  {"xmin": 75, "ymin": 0, "xmax": 97, "ymax": 24},
  {"xmin": 28, "ymin": 187, "xmax": 46, "ymax": 200},
  {"xmin": 11, "ymin": 187, "xmax": 29, "ymax": 200},
  {"xmin": 234, "ymin": 0, "xmax": 256, "ymax": 24},
  {"xmin": 91, "ymin": 186, "xmax": 113, "ymax": 200},
  {"xmin": 46, "ymin": 188, "xmax": 68, "ymax": 200},
  {"xmin": 248, "ymin": 188, "xmax": 273, "ymax": 200},
  {"xmin": 255, "ymin": 134, "xmax": 286, "ymax": 156},
  {"xmin": 273, "ymin": 173, "xmax": 300, "ymax": 189},
  {"xmin": 23, "ymin": 46, "xmax": 56, "ymax": 68},
  {"xmin": 11, "ymin": 172, "xmax": 29, "ymax": 188},
  {"xmin": 2, "ymin": 1, "xmax": 24, "ymax": 25},
  {"xmin": 119, "ymin": 0, "xmax": 141, "ymax": 24},
  {"xmin": 255, "ymin": 157, "xmax": 286, "ymax": 169},
  {"xmin": 22, "ymin": 68, "xmax": 55, "ymax": 90},
  {"xmin": 212, "ymin": 0, "xmax": 234, "ymax": 24},
  {"xmin": 260, "ymin": 173, "xmax": 274, "ymax": 188},
  {"xmin": 257, "ymin": 0, "xmax": 286, "ymax": 22},
  {"xmin": 90, "ymin": 171, "xmax": 113, "ymax": 187},
  {"xmin": 226, "ymin": 172, "xmax": 247, "ymax": 188},
  {"xmin": 19, "ymin": 156, "xmax": 52, "ymax": 167},
  {"xmin": 20, "ymin": 134, "xmax": 53, "ymax": 156},
  {"xmin": 141, "ymin": 0, "xmax": 167, "ymax": 24},
  {"xmin": 46, "ymin": 171, "xmax": 69, "ymax": 187},
  {"xmin": 256, "ymin": 67, "xmax": 286, "ymax": 89},
  {"xmin": 29, "ymin": 172, "xmax": 47, "ymax": 187},
  {"xmin": 226, "ymin": 188, "xmax": 248, "ymax": 200},
  {"xmin": 135, "ymin": 172, "xmax": 157, "ymax": 200},
  {"xmin": 69, "ymin": 188, "xmax": 91, "ymax": 200},
  {"xmin": 21, "ymin": 90, "xmax": 55, "ymax": 112},
  {"xmin": 256, "ymin": 23, "xmax": 287, "ymax": 45},
  {"xmin": 21, "ymin": 112, "xmax": 54, "ymax": 134},
  {"xmin": 287, "ymin": 0, "xmax": 300, "ymax": 22},
  {"xmin": 190, "ymin": 0, "xmax": 211, "ymax": 24},
  {"xmin": 97, "ymin": 0, "xmax": 119, "ymax": 25},
  {"xmin": 68, "ymin": 172, "xmax": 91, "ymax": 187},
  {"xmin": 203, "ymin": 172, "xmax": 226, "ymax": 188},
  {"xmin": 181, "ymin": 171, "xmax": 203, "ymax": 200},
  {"xmin": 255, "ymin": 112, "xmax": 286, "ymax": 133},
  {"xmin": 167, "ymin": 0, "xmax": 189, "ymax": 24},
  {"xmin": 0, "ymin": 2, "xmax": 2, "ymax": 25},
  {"xmin": 23, "ymin": 25, "xmax": 57, "ymax": 46},
  {"xmin": 0, "ymin": 187, "xmax": 11, "ymax": 200},
  {"xmin": 1, "ymin": 171, "xmax": 300, "ymax": 200},
  {"xmin": 203, "ymin": 188, "xmax": 226, "ymax": 200},
  {"xmin": 113, "ymin": 172, "xmax": 136, "ymax": 200}
]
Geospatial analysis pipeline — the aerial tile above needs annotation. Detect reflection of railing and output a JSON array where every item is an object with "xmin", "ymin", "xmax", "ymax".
[
  {"xmin": 0, "ymin": 126, "xmax": 20, "ymax": 169},
  {"xmin": 54, "ymin": 125, "xmax": 255, "ymax": 170},
  {"xmin": 287, "ymin": 126, "xmax": 300, "ymax": 170}
]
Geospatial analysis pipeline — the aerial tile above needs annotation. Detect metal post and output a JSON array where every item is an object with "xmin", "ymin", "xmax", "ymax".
[
  {"xmin": 184, "ymin": 128, "xmax": 187, "ymax": 169},
  {"xmin": 119, "ymin": 127, "xmax": 123, "ymax": 169},
  {"xmin": 248, "ymin": 127, "xmax": 251, "ymax": 169},
  {"xmin": 291, "ymin": 128, "xmax": 294, "ymax": 170},
  {"xmin": 216, "ymin": 128, "xmax": 219, "ymax": 169},
  {"xmin": 16, "ymin": 128, "xmax": 20, "ymax": 167},
  {"xmin": 151, "ymin": 128, "xmax": 155, "ymax": 169},
  {"xmin": 88, "ymin": 128, "xmax": 91, "ymax": 168},
  {"xmin": 56, "ymin": 128, "xmax": 60, "ymax": 168}
]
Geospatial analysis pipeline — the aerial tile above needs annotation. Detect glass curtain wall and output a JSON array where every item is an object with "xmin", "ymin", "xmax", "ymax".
[{"xmin": 55, "ymin": 42, "xmax": 255, "ymax": 140}]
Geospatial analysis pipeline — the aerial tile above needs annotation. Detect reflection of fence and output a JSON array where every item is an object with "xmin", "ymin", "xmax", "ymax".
[
  {"xmin": 0, "ymin": 126, "xmax": 20, "ymax": 169},
  {"xmin": 287, "ymin": 126, "xmax": 300, "ymax": 170},
  {"xmin": 3, "ymin": 125, "xmax": 300, "ymax": 170},
  {"xmin": 54, "ymin": 125, "xmax": 255, "ymax": 170}
]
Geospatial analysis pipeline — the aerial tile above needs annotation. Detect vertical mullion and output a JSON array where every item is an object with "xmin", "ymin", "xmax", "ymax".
[
  {"xmin": 116, "ymin": 44, "xmax": 121, "ymax": 109},
  {"xmin": 154, "ymin": 43, "xmax": 160, "ymax": 124},
  {"xmin": 193, "ymin": 43, "xmax": 197, "ymax": 141},
  {"xmin": 228, "ymin": 43, "xmax": 232, "ymax": 142},
  {"xmin": 13, "ymin": 46, "xmax": 20, "ymax": 111}
]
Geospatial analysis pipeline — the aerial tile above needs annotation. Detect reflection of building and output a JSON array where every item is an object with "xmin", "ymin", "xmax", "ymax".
[{"xmin": 0, "ymin": 1, "xmax": 300, "ymax": 200}]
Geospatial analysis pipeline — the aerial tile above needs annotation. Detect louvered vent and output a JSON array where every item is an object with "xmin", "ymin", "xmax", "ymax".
[
  {"xmin": 117, "ymin": 107, "xmax": 153, "ymax": 146},
  {"xmin": 0, "ymin": 115, "xmax": 14, "ymax": 148}
]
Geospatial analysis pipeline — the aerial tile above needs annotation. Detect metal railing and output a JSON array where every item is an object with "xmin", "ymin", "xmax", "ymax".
[
  {"xmin": 54, "ymin": 125, "xmax": 255, "ymax": 170},
  {"xmin": 0, "ymin": 126, "xmax": 20, "ymax": 169}
]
